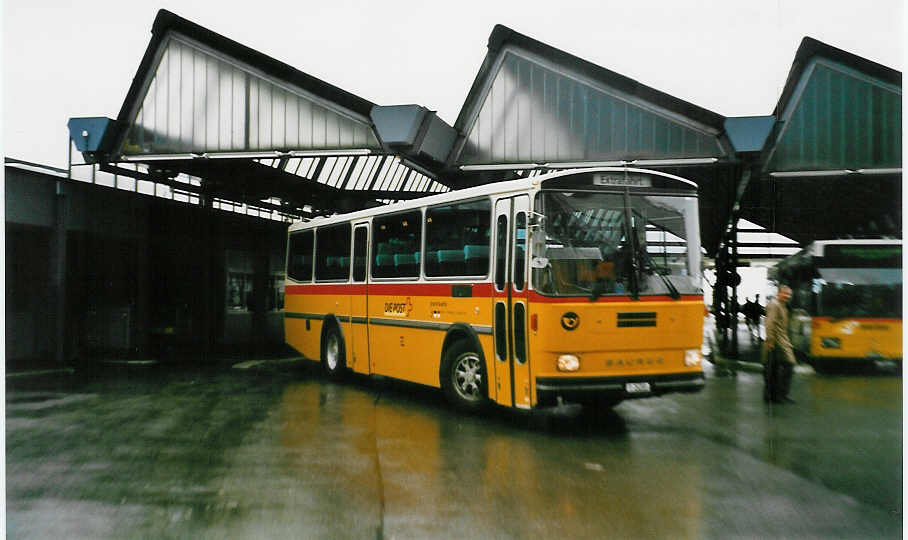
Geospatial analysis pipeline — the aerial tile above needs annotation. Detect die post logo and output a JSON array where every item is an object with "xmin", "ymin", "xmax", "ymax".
[{"xmin": 384, "ymin": 296, "xmax": 413, "ymax": 317}]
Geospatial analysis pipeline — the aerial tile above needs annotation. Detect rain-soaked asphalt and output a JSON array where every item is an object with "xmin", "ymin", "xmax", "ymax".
[{"xmin": 6, "ymin": 356, "xmax": 902, "ymax": 539}]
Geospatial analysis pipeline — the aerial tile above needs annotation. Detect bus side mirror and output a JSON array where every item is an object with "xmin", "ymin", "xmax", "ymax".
[{"xmin": 528, "ymin": 212, "xmax": 545, "ymax": 228}]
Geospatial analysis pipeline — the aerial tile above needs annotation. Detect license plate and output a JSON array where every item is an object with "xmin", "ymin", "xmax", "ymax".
[{"xmin": 625, "ymin": 382, "xmax": 651, "ymax": 393}]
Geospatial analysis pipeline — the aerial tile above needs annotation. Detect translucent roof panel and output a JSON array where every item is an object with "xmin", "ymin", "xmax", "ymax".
[
  {"xmin": 766, "ymin": 59, "xmax": 901, "ymax": 172},
  {"xmin": 457, "ymin": 50, "xmax": 724, "ymax": 165},
  {"xmin": 262, "ymin": 154, "xmax": 449, "ymax": 195},
  {"xmin": 122, "ymin": 34, "xmax": 381, "ymax": 156}
]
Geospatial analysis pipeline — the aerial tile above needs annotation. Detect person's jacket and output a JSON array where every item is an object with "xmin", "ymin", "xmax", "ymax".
[{"xmin": 763, "ymin": 300, "xmax": 796, "ymax": 364}]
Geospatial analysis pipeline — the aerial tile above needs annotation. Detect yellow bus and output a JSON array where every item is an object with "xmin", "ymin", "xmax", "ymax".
[
  {"xmin": 284, "ymin": 167, "xmax": 706, "ymax": 412},
  {"xmin": 771, "ymin": 239, "xmax": 902, "ymax": 371}
]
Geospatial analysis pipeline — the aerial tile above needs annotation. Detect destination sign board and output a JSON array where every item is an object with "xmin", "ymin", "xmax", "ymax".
[{"xmin": 592, "ymin": 173, "xmax": 652, "ymax": 188}]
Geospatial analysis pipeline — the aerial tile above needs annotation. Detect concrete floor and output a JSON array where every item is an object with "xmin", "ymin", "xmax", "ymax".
[{"xmin": 6, "ymin": 356, "xmax": 902, "ymax": 539}]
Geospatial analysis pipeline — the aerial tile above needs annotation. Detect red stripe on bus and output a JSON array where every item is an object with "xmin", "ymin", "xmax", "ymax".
[
  {"xmin": 811, "ymin": 316, "xmax": 901, "ymax": 324},
  {"xmin": 527, "ymin": 292, "xmax": 703, "ymax": 303},
  {"xmin": 286, "ymin": 282, "xmax": 495, "ymax": 297},
  {"xmin": 286, "ymin": 284, "xmax": 702, "ymax": 303},
  {"xmin": 285, "ymin": 284, "xmax": 367, "ymax": 295}
]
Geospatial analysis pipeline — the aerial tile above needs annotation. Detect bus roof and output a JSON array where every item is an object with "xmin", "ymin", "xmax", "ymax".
[
  {"xmin": 805, "ymin": 238, "xmax": 902, "ymax": 257},
  {"xmin": 288, "ymin": 167, "xmax": 697, "ymax": 232},
  {"xmin": 771, "ymin": 238, "xmax": 902, "ymax": 281}
]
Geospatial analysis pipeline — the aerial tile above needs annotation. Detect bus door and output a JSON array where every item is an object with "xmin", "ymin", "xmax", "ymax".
[
  {"xmin": 493, "ymin": 195, "xmax": 532, "ymax": 409},
  {"xmin": 350, "ymin": 224, "xmax": 371, "ymax": 374}
]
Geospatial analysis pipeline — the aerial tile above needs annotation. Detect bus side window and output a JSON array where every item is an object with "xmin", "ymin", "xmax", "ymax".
[
  {"xmin": 372, "ymin": 211, "xmax": 422, "ymax": 279},
  {"xmin": 287, "ymin": 230, "xmax": 313, "ymax": 282},
  {"xmin": 495, "ymin": 215, "xmax": 508, "ymax": 291},
  {"xmin": 514, "ymin": 212, "xmax": 526, "ymax": 291},
  {"xmin": 425, "ymin": 199, "xmax": 491, "ymax": 278},
  {"xmin": 353, "ymin": 227, "xmax": 368, "ymax": 282},
  {"xmin": 315, "ymin": 223, "xmax": 352, "ymax": 281}
]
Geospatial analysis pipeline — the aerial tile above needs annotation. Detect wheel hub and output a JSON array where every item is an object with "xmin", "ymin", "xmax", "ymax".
[
  {"xmin": 454, "ymin": 353, "xmax": 482, "ymax": 401},
  {"xmin": 326, "ymin": 335, "xmax": 339, "ymax": 370}
]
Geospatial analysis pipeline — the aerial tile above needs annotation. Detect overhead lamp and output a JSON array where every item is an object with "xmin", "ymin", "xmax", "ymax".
[
  {"xmin": 856, "ymin": 168, "xmax": 902, "ymax": 175},
  {"xmin": 542, "ymin": 160, "xmax": 629, "ymax": 168},
  {"xmin": 770, "ymin": 170, "xmax": 852, "ymax": 178},
  {"xmin": 633, "ymin": 157, "xmax": 719, "ymax": 166},
  {"xmin": 288, "ymin": 149, "xmax": 372, "ymax": 157},
  {"xmin": 119, "ymin": 153, "xmax": 200, "ymax": 161},
  {"xmin": 459, "ymin": 163, "xmax": 539, "ymax": 171},
  {"xmin": 203, "ymin": 151, "xmax": 283, "ymax": 159}
]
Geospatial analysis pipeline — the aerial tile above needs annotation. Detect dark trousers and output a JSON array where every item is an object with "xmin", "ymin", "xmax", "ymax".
[{"xmin": 763, "ymin": 348, "xmax": 793, "ymax": 402}]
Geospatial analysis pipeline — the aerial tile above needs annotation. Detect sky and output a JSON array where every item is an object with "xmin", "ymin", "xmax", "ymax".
[{"xmin": 1, "ymin": 0, "xmax": 904, "ymax": 170}]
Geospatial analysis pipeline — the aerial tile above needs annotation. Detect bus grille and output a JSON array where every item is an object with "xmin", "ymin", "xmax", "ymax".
[{"xmin": 617, "ymin": 312, "xmax": 657, "ymax": 328}]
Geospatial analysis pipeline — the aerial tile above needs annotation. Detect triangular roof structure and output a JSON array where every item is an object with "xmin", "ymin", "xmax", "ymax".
[
  {"xmin": 764, "ymin": 37, "xmax": 901, "ymax": 174},
  {"xmin": 115, "ymin": 10, "xmax": 379, "ymax": 157},
  {"xmin": 92, "ymin": 10, "xmax": 452, "ymax": 217},
  {"xmin": 737, "ymin": 37, "xmax": 902, "ymax": 244},
  {"xmin": 449, "ymin": 25, "xmax": 731, "ymax": 171}
]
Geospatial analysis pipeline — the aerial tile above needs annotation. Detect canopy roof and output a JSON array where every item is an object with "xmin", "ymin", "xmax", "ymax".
[
  {"xmin": 67, "ymin": 11, "xmax": 900, "ymax": 256},
  {"xmin": 449, "ymin": 25, "xmax": 729, "ymax": 170},
  {"xmin": 737, "ymin": 37, "xmax": 902, "ymax": 245}
]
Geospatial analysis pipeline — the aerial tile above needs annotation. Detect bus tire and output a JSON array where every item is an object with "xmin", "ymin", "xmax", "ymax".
[
  {"xmin": 440, "ymin": 340, "xmax": 488, "ymax": 412},
  {"xmin": 321, "ymin": 325, "xmax": 346, "ymax": 380}
]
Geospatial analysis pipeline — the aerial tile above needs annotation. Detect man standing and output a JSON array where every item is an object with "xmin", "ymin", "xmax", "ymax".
[
  {"xmin": 763, "ymin": 285, "xmax": 796, "ymax": 403},
  {"xmin": 749, "ymin": 294, "xmax": 765, "ymax": 342},
  {"xmin": 742, "ymin": 297, "xmax": 757, "ymax": 342}
]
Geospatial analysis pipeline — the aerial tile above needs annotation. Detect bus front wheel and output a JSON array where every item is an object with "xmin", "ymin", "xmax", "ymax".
[
  {"xmin": 441, "ymin": 341, "xmax": 488, "ymax": 412},
  {"xmin": 322, "ymin": 326, "xmax": 346, "ymax": 379}
]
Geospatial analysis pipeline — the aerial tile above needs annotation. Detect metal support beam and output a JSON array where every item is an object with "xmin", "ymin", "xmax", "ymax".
[
  {"xmin": 51, "ymin": 180, "xmax": 68, "ymax": 366},
  {"xmin": 729, "ymin": 218, "xmax": 739, "ymax": 359}
]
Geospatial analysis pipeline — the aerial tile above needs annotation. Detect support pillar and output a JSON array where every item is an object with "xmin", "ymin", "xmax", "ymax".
[
  {"xmin": 199, "ymin": 184, "xmax": 216, "ymax": 355},
  {"xmin": 729, "ymin": 218, "xmax": 739, "ymax": 359},
  {"xmin": 51, "ymin": 181, "xmax": 68, "ymax": 366}
]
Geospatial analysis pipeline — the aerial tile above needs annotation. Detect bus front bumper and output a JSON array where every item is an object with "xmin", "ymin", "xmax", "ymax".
[{"xmin": 535, "ymin": 372, "xmax": 705, "ymax": 406}]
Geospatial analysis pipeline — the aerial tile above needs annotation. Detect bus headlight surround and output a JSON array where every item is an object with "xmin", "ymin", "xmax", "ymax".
[
  {"xmin": 821, "ymin": 337, "xmax": 841, "ymax": 349},
  {"xmin": 557, "ymin": 354, "xmax": 581, "ymax": 372},
  {"xmin": 684, "ymin": 349, "xmax": 701, "ymax": 366}
]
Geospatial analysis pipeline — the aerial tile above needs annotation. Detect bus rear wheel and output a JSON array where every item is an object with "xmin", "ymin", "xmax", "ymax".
[
  {"xmin": 322, "ymin": 326, "xmax": 346, "ymax": 379},
  {"xmin": 441, "ymin": 341, "xmax": 488, "ymax": 412}
]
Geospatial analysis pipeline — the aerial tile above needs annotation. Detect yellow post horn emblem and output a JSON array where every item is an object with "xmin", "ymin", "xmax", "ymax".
[{"xmin": 561, "ymin": 312, "xmax": 580, "ymax": 330}]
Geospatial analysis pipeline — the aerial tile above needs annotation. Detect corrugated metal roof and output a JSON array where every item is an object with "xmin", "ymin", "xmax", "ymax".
[
  {"xmin": 766, "ymin": 58, "xmax": 901, "ymax": 172},
  {"xmin": 455, "ymin": 24, "xmax": 725, "ymax": 134},
  {"xmin": 773, "ymin": 36, "xmax": 902, "ymax": 117}
]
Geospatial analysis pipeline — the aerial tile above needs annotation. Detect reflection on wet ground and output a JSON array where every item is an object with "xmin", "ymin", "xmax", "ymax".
[{"xmin": 6, "ymin": 359, "xmax": 902, "ymax": 538}]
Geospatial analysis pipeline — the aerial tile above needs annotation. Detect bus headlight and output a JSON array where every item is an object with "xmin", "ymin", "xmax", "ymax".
[
  {"xmin": 684, "ymin": 349, "xmax": 701, "ymax": 366},
  {"xmin": 557, "ymin": 354, "xmax": 581, "ymax": 372},
  {"xmin": 821, "ymin": 337, "xmax": 841, "ymax": 349}
]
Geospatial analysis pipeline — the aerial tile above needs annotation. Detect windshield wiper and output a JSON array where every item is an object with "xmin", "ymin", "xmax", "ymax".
[
  {"xmin": 637, "ymin": 247, "xmax": 681, "ymax": 299},
  {"xmin": 590, "ymin": 280, "xmax": 606, "ymax": 301}
]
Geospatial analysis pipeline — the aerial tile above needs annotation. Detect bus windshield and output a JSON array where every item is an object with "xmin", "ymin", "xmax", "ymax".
[
  {"xmin": 816, "ymin": 268, "xmax": 903, "ymax": 318},
  {"xmin": 532, "ymin": 191, "xmax": 701, "ymax": 297}
]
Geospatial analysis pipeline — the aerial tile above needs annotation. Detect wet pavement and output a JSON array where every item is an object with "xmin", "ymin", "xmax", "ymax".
[{"xmin": 6, "ymin": 355, "xmax": 902, "ymax": 539}]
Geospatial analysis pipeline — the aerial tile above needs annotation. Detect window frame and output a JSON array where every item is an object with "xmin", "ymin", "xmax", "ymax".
[
  {"xmin": 423, "ymin": 196, "xmax": 493, "ymax": 281},
  {"xmin": 370, "ymin": 209, "xmax": 424, "ymax": 281},
  {"xmin": 286, "ymin": 229, "xmax": 314, "ymax": 283},
  {"xmin": 352, "ymin": 224, "xmax": 369, "ymax": 283},
  {"xmin": 315, "ymin": 222, "xmax": 353, "ymax": 283}
]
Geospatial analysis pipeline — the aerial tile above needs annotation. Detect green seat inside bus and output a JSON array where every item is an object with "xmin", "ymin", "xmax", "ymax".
[
  {"xmin": 375, "ymin": 253, "xmax": 395, "ymax": 269},
  {"xmin": 394, "ymin": 252, "xmax": 420, "ymax": 276},
  {"xmin": 424, "ymin": 250, "xmax": 440, "ymax": 275},
  {"xmin": 464, "ymin": 245, "xmax": 489, "ymax": 275},
  {"xmin": 292, "ymin": 255, "xmax": 312, "ymax": 280},
  {"xmin": 437, "ymin": 249, "xmax": 466, "ymax": 276}
]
